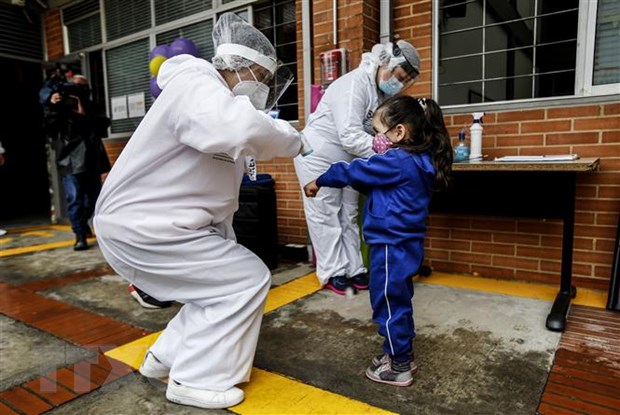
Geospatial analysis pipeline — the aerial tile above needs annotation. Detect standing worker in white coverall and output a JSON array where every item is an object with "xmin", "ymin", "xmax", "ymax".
[
  {"xmin": 294, "ymin": 41, "xmax": 420, "ymax": 295},
  {"xmin": 94, "ymin": 13, "xmax": 306, "ymax": 409}
]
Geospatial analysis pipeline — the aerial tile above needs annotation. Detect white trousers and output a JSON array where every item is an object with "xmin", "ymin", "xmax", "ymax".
[
  {"xmin": 95, "ymin": 220, "xmax": 270, "ymax": 391},
  {"xmin": 299, "ymin": 185, "xmax": 367, "ymax": 285}
]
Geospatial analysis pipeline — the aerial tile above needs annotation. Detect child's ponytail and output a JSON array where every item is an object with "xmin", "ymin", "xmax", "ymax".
[{"xmin": 419, "ymin": 98, "xmax": 452, "ymax": 190}]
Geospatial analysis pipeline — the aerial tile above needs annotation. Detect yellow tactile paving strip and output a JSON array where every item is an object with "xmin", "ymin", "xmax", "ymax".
[{"xmin": 0, "ymin": 224, "xmax": 97, "ymax": 257}]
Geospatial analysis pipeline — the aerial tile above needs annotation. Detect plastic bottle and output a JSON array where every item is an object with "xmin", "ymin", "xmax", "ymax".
[
  {"xmin": 454, "ymin": 130, "xmax": 470, "ymax": 162},
  {"xmin": 469, "ymin": 112, "xmax": 484, "ymax": 160}
]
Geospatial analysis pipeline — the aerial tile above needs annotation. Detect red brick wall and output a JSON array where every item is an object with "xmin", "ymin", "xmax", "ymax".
[
  {"xmin": 44, "ymin": 10, "xmax": 64, "ymax": 60},
  {"xmin": 434, "ymin": 103, "xmax": 620, "ymax": 290}
]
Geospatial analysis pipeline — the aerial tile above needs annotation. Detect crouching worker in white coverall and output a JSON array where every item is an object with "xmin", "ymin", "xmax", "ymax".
[
  {"xmin": 93, "ymin": 13, "xmax": 305, "ymax": 409},
  {"xmin": 294, "ymin": 41, "xmax": 420, "ymax": 295}
]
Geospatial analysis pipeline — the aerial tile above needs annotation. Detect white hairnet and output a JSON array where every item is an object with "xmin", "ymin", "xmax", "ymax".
[
  {"xmin": 212, "ymin": 13, "xmax": 276, "ymax": 72},
  {"xmin": 371, "ymin": 40, "xmax": 420, "ymax": 77},
  {"xmin": 211, "ymin": 12, "xmax": 295, "ymax": 112}
]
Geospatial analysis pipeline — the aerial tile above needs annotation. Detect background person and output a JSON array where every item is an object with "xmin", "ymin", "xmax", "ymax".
[
  {"xmin": 294, "ymin": 40, "xmax": 420, "ymax": 295},
  {"xmin": 42, "ymin": 74, "xmax": 110, "ymax": 250},
  {"xmin": 304, "ymin": 95, "xmax": 453, "ymax": 387},
  {"xmin": 94, "ymin": 13, "xmax": 304, "ymax": 409}
]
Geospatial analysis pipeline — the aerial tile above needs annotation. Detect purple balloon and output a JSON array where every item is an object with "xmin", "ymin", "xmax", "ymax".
[
  {"xmin": 169, "ymin": 38, "xmax": 199, "ymax": 57},
  {"xmin": 149, "ymin": 44, "xmax": 170, "ymax": 60},
  {"xmin": 150, "ymin": 77, "xmax": 162, "ymax": 98}
]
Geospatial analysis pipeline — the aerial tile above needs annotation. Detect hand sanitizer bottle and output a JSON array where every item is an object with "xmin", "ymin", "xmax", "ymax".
[
  {"xmin": 470, "ymin": 112, "xmax": 484, "ymax": 160},
  {"xmin": 454, "ymin": 130, "xmax": 470, "ymax": 162}
]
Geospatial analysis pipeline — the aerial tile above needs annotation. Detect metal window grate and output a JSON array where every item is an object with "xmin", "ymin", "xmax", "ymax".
[{"xmin": 593, "ymin": 0, "xmax": 620, "ymax": 85}]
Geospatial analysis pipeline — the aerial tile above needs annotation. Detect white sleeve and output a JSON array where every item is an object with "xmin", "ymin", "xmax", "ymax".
[
  {"xmin": 172, "ymin": 75, "xmax": 301, "ymax": 161},
  {"xmin": 330, "ymin": 74, "xmax": 376, "ymax": 159}
]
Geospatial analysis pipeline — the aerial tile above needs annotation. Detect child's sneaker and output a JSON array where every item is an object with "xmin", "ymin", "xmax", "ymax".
[
  {"xmin": 365, "ymin": 360, "xmax": 414, "ymax": 387},
  {"xmin": 325, "ymin": 275, "xmax": 351, "ymax": 295},
  {"xmin": 370, "ymin": 354, "xmax": 419, "ymax": 374},
  {"xmin": 351, "ymin": 273, "xmax": 369, "ymax": 290}
]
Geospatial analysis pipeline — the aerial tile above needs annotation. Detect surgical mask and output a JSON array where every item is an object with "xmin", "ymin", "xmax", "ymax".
[
  {"xmin": 379, "ymin": 75, "xmax": 404, "ymax": 96},
  {"xmin": 233, "ymin": 81, "xmax": 269, "ymax": 110},
  {"xmin": 232, "ymin": 68, "xmax": 270, "ymax": 110},
  {"xmin": 372, "ymin": 134, "xmax": 392, "ymax": 154}
]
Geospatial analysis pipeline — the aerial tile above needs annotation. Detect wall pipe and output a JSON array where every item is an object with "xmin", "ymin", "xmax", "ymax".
[
  {"xmin": 379, "ymin": 0, "xmax": 392, "ymax": 44},
  {"xmin": 333, "ymin": 0, "xmax": 338, "ymax": 47},
  {"xmin": 302, "ymin": 0, "xmax": 312, "ymax": 122}
]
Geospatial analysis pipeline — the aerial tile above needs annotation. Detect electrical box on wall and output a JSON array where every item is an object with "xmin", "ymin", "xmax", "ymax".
[{"xmin": 319, "ymin": 48, "xmax": 348, "ymax": 87}]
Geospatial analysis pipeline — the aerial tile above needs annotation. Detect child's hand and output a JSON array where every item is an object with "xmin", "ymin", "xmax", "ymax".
[{"xmin": 304, "ymin": 181, "xmax": 320, "ymax": 198}]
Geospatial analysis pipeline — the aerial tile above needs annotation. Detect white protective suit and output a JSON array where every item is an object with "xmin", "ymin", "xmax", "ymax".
[
  {"xmin": 94, "ymin": 55, "xmax": 301, "ymax": 391},
  {"xmin": 294, "ymin": 52, "xmax": 383, "ymax": 285}
]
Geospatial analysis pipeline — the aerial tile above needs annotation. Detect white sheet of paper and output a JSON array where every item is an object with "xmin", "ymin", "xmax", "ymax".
[
  {"xmin": 127, "ymin": 92, "xmax": 146, "ymax": 118},
  {"xmin": 111, "ymin": 96, "xmax": 128, "ymax": 120}
]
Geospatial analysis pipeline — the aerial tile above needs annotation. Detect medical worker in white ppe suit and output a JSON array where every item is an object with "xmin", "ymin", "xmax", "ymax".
[
  {"xmin": 94, "ymin": 13, "xmax": 305, "ymax": 409},
  {"xmin": 294, "ymin": 41, "xmax": 420, "ymax": 295}
]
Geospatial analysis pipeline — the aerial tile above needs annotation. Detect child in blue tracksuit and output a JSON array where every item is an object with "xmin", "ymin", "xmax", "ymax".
[{"xmin": 304, "ymin": 95, "xmax": 452, "ymax": 386}]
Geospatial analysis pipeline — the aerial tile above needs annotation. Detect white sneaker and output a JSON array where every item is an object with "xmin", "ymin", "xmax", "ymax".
[
  {"xmin": 166, "ymin": 380, "xmax": 244, "ymax": 409},
  {"xmin": 0, "ymin": 229, "xmax": 6, "ymax": 236},
  {"xmin": 139, "ymin": 350, "xmax": 170, "ymax": 379}
]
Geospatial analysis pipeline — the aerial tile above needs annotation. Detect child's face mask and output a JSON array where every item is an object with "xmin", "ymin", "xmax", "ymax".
[{"xmin": 372, "ymin": 134, "xmax": 393, "ymax": 154}]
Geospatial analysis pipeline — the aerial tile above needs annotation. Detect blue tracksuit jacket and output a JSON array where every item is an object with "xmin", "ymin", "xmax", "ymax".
[{"xmin": 317, "ymin": 148, "xmax": 435, "ymax": 362}]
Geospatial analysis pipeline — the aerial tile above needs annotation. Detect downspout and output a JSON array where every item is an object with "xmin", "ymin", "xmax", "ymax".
[
  {"xmin": 302, "ymin": 0, "xmax": 312, "ymax": 122},
  {"xmin": 379, "ymin": 0, "xmax": 392, "ymax": 44},
  {"xmin": 333, "ymin": 0, "xmax": 338, "ymax": 47}
]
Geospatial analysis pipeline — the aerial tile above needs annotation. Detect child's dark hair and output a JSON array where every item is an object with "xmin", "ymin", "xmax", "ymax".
[{"xmin": 375, "ymin": 95, "xmax": 453, "ymax": 189}]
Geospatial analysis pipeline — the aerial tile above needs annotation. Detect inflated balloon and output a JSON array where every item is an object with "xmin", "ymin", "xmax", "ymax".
[
  {"xmin": 150, "ymin": 77, "xmax": 162, "ymax": 98},
  {"xmin": 149, "ymin": 55, "xmax": 167, "ymax": 77},
  {"xmin": 169, "ymin": 37, "xmax": 199, "ymax": 57},
  {"xmin": 149, "ymin": 44, "xmax": 170, "ymax": 60}
]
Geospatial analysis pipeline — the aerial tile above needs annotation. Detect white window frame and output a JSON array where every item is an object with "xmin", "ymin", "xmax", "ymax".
[{"xmin": 433, "ymin": 0, "xmax": 620, "ymax": 111}]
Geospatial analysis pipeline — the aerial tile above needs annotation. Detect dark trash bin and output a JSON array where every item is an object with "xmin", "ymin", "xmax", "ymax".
[{"xmin": 233, "ymin": 174, "xmax": 279, "ymax": 270}]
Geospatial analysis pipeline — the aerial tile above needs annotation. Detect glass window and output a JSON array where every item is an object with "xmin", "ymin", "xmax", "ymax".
[
  {"xmin": 156, "ymin": 19, "xmax": 215, "ymax": 61},
  {"xmin": 254, "ymin": 0, "xmax": 298, "ymax": 120},
  {"xmin": 593, "ymin": 0, "xmax": 620, "ymax": 85},
  {"xmin": 106, "ymin": 39, "xmax": 152, "ymax": 133},
  {"xmin": 63, "ymin": 0, "xmax": 101, "ymax": 52},
  {"xmin": 104, "ymin": 0, "xmax": 151, "ymax": 41},
  {"xmin": 154, "ymin": 0, "xmax": 213, "ymax": 26},
  {"xmin": 437, "ymin": 0, "xmax": 618, "ymax": 105}
]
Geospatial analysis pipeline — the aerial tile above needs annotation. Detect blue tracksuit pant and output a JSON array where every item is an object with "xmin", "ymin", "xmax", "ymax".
[{"xmin": 369, "ymin": 240, "xmax": 423, "ymax": 363}]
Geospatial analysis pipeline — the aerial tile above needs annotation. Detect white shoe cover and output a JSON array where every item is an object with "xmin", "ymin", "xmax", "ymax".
[
  {"xmin": 166, "ymin": 380, "xmax": 245, "ymax": 409},
  {"xmin": 139, "ymin": 350, "xmax": 170, "ymax": 379}
]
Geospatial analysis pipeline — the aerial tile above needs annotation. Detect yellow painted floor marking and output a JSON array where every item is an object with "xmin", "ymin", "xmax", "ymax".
[
  {"xmin": 22, "ymin": 231, "xmax": 55, "ymax": 237},
  {"xmin": 421, "ymin": 272, "xmax": 608, "ymax": 309},
  {"xmin": 105, "ymin": 273, "xmax": 393, "ymax": 414},
  {"xmin": 0, "ymin": 237, "xmax": 13, "ymax": 244},
  {"xmin": 0, "ymin": 237, "xmax": 97, "ymax": 257},
  {"xmin": 265, "ymin": 272, "xmax": 321, "ymax": 313},
  {"xmin": 105, "ymin": 332, "xmax": 161, "ymax": 369},
  {"xmin": 231, "ymin": 368, "xmax": 396, "ymax": 415}
]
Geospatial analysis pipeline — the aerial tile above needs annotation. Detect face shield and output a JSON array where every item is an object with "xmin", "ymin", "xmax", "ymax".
[{"xmin": 216, "ymin": 43, "xmax": 294, "ymax": 112}]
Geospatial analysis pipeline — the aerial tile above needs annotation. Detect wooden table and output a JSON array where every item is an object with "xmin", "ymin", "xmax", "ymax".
[{"xmin": 431, "ymin": 158, "xmax": 600, "ymax": 331}]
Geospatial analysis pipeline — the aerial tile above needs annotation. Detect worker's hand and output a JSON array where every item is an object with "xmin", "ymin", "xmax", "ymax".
[
  {"xmin": 50, "ymin": 92, "xmax": 62, "ymax": 105},
  {"xmin": 304, "ymin": 181, "xmax": 320, "ymax": 198}
]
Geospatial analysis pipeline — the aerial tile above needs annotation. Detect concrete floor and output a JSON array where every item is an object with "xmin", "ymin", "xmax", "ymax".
[{"xmin": 0, "ymin": 226, "xmax": 565, "ymax": 414}]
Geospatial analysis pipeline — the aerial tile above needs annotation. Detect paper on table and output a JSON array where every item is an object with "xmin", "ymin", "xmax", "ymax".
[{"xmin": 495, "ymin": 154, "xmax": 579, "ymax": 162}]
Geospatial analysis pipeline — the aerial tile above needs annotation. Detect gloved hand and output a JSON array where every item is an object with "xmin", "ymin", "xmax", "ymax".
[{"xmin": 372, "ymin": 134, "xmax": 392, "ymax": 154}]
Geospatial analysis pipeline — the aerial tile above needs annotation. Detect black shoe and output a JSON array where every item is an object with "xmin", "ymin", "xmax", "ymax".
[
  {"xmin": 325, "ymin": 275, "xmax": 356, "ymax": 296},
  {"xmin": 128, "ymin": 284, "xmax": 173, "ymax": 309},
  {"xmin": 351, "ymin": 273, "xmax": 369, "ymax": 290},
  {"xmin": 74, "ymin": 234, "xmax": 89, "ymax": 251}
]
